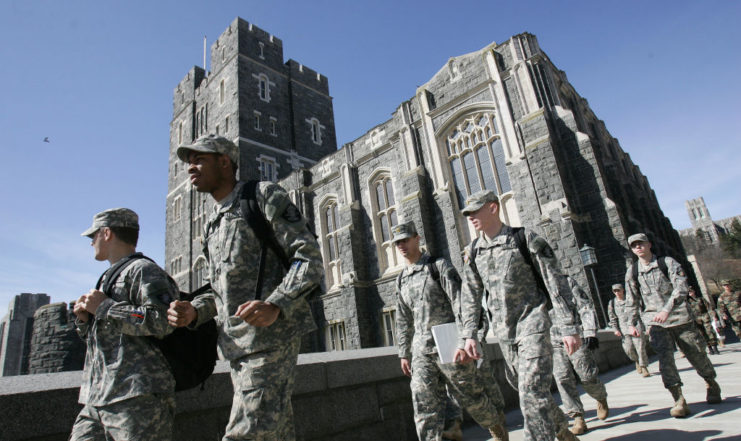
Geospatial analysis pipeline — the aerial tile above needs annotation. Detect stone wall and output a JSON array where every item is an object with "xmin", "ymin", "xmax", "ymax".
[
  {"xmin": 0, "ymin": 293, "xmax": 50, "ymax": 376},
  {"xmin": 27, "ymin": 303, "xmax": 85, "ymax": 374},
  {"xmin": 0, "ymin": 332, "xmax": 630, "ymax": 441}
]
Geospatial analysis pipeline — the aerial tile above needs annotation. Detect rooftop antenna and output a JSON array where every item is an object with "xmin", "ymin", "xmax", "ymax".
[{"xmin": 203, "ymin": 35, "xmax": 207, "ymax": 73}]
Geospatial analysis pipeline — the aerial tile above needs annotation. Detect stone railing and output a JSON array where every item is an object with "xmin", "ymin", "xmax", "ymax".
[{"xmin": 0, "ymin": 331, "xmax": 630, "ymax": 441}]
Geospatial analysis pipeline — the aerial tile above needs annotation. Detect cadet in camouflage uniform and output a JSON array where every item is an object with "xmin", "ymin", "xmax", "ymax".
[
  {"xmin": 608, "ymin": 284, "xmax": 650, "ymax": 377},
  {"xmin": 687, "ymin": 287, "xmax": 720, "ymax": 354},
  {"xmin": 717, "ymin": 280, "xmax": 741, "ymax": 338},
  {"xmin": 459, "ymin": 190, "xmax": 581, "ymax": 441},
  {"xmin": 551, "ymin": 277, "xmax": 609, "ymax": 435},
  {"xmin": 393, "ymin": 221, "xmax": 508, "ymax": 441},
  {"xmin": 71, "ymin": 208, "xmax": 178, "ymax": 441},
  {"xmin": 168, "ymin": 135, "xmax": 322, "ymax": 441},
  {"xmin": 625, "ymin": 233, "xmax": 721, "ymax": 418}
]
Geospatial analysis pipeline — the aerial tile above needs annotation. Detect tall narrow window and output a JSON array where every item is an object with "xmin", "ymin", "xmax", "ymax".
[
  {"xmin": 193, "ymin": 192, "xmax": 209, "ymax": 240},
  {"xmin": 371, "ymin": 174, "xmax": 399, "ymax": 272},
  {"xmin": 307, "ymin": 118, "xmax": 323, "ymax": 145},
  {"xmin": 253, "ymin": 73, "xmax": 272, "ymax": 102},
  {"xmin": 445, "ymin": 112, "xmax": 511, "ymax": 208},
  {"xmin": 172, "ymin": 196, "xmax": 182, "ymax": 222},
  {"xmin": 326, "ymin": 321, "xmax": 347, "ymax": 351},
  {"xmin": 219, "ymin": 79, "xmax": 225, "ymax": 105},
  {"xmin": 381, "ymin": 309, "xmax": 396, "ymax": 346},
  {"xmin": 258, "ymin": 42, "xmax": 265, "ymax": 60},
  {"xmin": 193, "ymin": 258, "xmax": 206, "ymax": 290},
  {"xmin": 322, "ymin": 201, "xmax": 342, "ymax": 288},
  {"xmin": 269, "ymin": 117, "xmax": 277, "ymax": 136},
  {"xmin": 254, "ymin": 111, "xmax": 261, "ymax": 131}
]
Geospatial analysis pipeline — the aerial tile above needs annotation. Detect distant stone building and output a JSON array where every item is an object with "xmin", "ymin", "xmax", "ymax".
[
  {"xmin": 166, "ymin": 18, "xmax": 688, "ymax": 352},
  {"xmin": 0, "ymin": 293, "xmax": 49, "ymax": 376},
  {"xmin": 27, "ymin": 302, "xmax": 85, "ymax": 374},
  {"xmin": 681, "ymin": 197, "xmax": 741, "ymax": 244},
  {"xmin": 678, "ymin": 197, "xmax": 741, "ymax": 297}
]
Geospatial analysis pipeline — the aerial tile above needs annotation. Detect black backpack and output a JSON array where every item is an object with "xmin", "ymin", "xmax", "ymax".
[
  {"xmin": 96, "ymin": 253, "xmax": 218, "ymax": 392},
  {"xmin": 469, "ymin": 226, "xmax": 552, "ymax": 310}
]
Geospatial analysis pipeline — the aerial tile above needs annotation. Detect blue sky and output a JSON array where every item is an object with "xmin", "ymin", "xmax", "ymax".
[{"xmin": 1, "ymin": 0, "xmax": 739, "ymax": 308}]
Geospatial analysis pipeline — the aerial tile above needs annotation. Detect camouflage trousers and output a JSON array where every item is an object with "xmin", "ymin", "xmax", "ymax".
[
  {"xmin": 444, "ymin": 389, "xmax": 463, "ymax": 422},
  {"xmin": 224, "ymin": 338, "xmax": 301, "ymax": 441},
  {"xmin": 724, "ymin": 319, "xmax": 741, "ymax": 338},
  {"xmin": 69, "ymin": 393, "xmax": 175, "ymax": 441},
  {"xmin": 621, "ymin": 333, "xmax": 649, "ymax": 367},
  {"xmin": 695, "ymin": 318, "xmax": 718, "ymax": 346},
  {"xmin": 552, "ymin": 343, "xmax": 607, "ymax": 417},
  {"xmin": 647, "ymin": 323, "xmax": 716, "ymax": 389},
  {"xmin": 499, "ymin": 332, "xmax": 568, "ymax": 441},
  {"xmin": 410, "ymin": 352, "xmax": 504, "ymax": 441}
]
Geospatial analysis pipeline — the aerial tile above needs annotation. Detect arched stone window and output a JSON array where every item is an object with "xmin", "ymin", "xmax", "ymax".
[
  {"xmin": 193, "ymin": 256, "xmax": 207, "ymax": 290},
  {"xmin": 369, "ymin": 172, "xmax": 399, "ymax": 273},
  {"xmin": 445, "ymin": 112, "xmax": 511, "ymax": 208},
  {"xmin": 320, "ymin": 199, "xmax": 342, "ymax": 289}
]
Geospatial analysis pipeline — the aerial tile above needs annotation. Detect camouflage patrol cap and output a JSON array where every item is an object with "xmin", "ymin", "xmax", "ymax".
[
  {"xmin": 81, "ymin": 208, "xmax": 139, "ymax": 238},
  {"xmin": 391, "ymin": 221, "xmax": 418, "ymax": 243},
  {"xmin": 721, "ymin": 280, "xmax": 731, "ymax": 286},
  {"xmin": 612, "ymin": 283, "xmax": 624, "ymax": 291},
  {"xmin": 461, "ymin": 190, "xmax": 499, "ymax": 216},
  {"xmin": 628, "ymin": 233, "xmax": 649, "ymax": 246},
  {"xmin": 176, "ymin": 134, "xmax": 239, "ymax": 165}
]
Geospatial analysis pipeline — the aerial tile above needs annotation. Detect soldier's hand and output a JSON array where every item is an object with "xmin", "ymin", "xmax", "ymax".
[
  {"xmin": 463, "ymin": 338, "xmax": 481, "ymax": 360},
  {"xmin": 562, "ymin": 334, "xmax": 581, "ymax": 355},
  {"xmin": 613, "ymin": 330, "xmax": 622, "ymax": 338},
  {"xmin": 73, "ymin": 294, "xmax": 90, "ymax": 322},
  {"xmin": 400, "ymin": 358, "xmax": 412, "ymax": 377},
  {"xmin": 652, "ymin": 311, "xmax": 669, "ymax": 324},
  {"xmin": 168, "ymin": 300, "xmax": 197, "ymax": 327},
  {"xmin": 82, "ymin": 289, "xmax": 107, "ymax": 315},
  {"xmin": 454, "ymin": 349, "xmax": 472, "ymax": 364},
  {"xmin": 628, "ymin": 326, "xmax": 640, "ymax": 337},
  {"xmin": 236, "ymin": 300, "xmax": 280, "ymax": 327}
]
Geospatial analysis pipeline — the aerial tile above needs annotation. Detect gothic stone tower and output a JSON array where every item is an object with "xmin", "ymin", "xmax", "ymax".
[{"xmin": 166, "ymin": 17, "xmax": 337, "ymax": 294}]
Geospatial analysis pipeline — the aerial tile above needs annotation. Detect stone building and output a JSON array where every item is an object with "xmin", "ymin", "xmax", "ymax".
[
  {"xmin": 27, "ymin": 302, "xmax": 85, "ymax": 374},
  {"xmin": 681, "ymin": 197, "xmax": 741, "ymax": 245},
  {"xmin": 166, "ymin": 17, "xmax": 688, "ymax": 352},
  {"xmin": 0, "ymin": 293, "xmax": 50, "ymax": 376}
]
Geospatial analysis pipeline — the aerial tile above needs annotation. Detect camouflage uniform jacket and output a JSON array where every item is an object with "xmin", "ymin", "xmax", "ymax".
[
  {"xmin": 460, "ymin": 225, "xmax": 579, "ymax": 344},
  {"xmin": 625, "ymin": 256, "xmax": 692, "ymax": 328},
  {"xmin": 76, "ymin": 256, "xmax": 178, "ymax": 406},
  {"xmin": 717, "ymin": 290, "xmax": 741, "ymax": 322},
  {"xmin": 608, "ymin": 297, "xmax": 644, "ymax": 335},
  {"xmin": 688, "ymin": 295, "xmax": 716, "ymax": 323},
  {"xmin": 190, "ymin": 181, "xmax": 321, "ymax": 360},
  {"xmin": 396, "ymin": 253, "xmax": 461, "ymax": 360},
  {"xmin": 550, "ymin": 277, "xmax": 595, "ymax": 340}
]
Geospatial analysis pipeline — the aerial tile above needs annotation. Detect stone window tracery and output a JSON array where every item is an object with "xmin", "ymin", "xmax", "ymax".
[{"xmin": 445, "ymin": 113, "xmax": 511, "ymax": 208}]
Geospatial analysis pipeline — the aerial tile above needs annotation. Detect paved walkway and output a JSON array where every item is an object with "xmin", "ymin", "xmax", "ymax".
[{"xmin": 462, "ymin": 341, "xmax": 741, "ymax": 440}]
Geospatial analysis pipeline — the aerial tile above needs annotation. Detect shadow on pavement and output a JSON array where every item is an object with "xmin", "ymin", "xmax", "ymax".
[{"xmin": 602, "ymin": 428, "xmax": 722, "ymax": 441}]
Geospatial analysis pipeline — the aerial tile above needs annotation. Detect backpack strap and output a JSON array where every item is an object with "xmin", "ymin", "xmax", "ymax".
[
  {"xmin": 511, "ymin": 227, "xmax": 552, "ymax": 309},
  {"xmin": 467, "ymin": 238, "xmax": 492, "ymax": 322},
  {"xmin": 96, "ymin": 253, "xmax": 151, "ymax": 294},
  {"xmin": 240, "ymin": 180, "xmax": 290, "ymax": 300}
]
